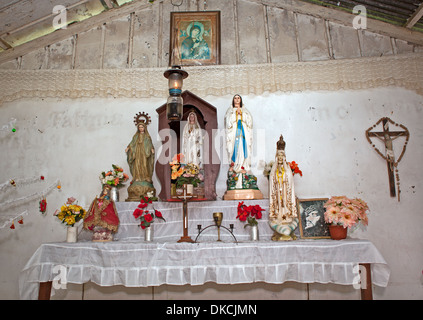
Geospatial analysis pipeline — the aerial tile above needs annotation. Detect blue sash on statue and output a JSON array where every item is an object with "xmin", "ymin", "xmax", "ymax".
[{"xmin": 232, "ymin": 119, "xmax": 247, "ymax": 163}]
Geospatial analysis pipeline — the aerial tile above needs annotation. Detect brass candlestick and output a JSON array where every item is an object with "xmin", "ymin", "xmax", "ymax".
[{"xmin": 213, "ymin": 212, "xmax": 223, "ymax": 241}]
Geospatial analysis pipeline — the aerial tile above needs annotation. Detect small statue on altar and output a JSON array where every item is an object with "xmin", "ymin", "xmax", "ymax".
[
  {"xmin": 125, "ymin": 112, "xmax": 156, "ymax": 201},
  {"xmin": 182, "ymin": 110, "xmax": 203, "ymax": 167},
  {"xmin": 224, "ymin": 94, "xmax": 262, "ymax": 199},
  {"xmin": 83, "ymin": 184, "xmax": 119, "ymax": 242},
  {"xmin": 268, "ymin": 135, "xmax": 298, "ymax": 241}
]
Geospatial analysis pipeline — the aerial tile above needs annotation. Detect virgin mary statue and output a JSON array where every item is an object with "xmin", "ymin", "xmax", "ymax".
[
  {"xmin": 224, "ymin": 95, "xmax": 262, "ymax": 199},
  {"xmin": 268, "ymin": 135, "xmax": 298, "ymax": 240},
  {"xmin": 125, "ymin": 113, "xmax": 156, "ymax": 201},
  {"xmin": 182, "ymin": 110, "xmax": 203, "ymax": 167},
  {"xmin": 225, "ymin": 95, "xmax": 253, "ymax": 174}
]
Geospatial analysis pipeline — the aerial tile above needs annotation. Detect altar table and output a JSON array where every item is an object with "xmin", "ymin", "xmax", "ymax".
[{"xmin": 19, "ymin": 200, "xmax": 390, "ymax": 300}]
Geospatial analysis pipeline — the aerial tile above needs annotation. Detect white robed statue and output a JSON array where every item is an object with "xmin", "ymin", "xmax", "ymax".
[
  {"xmin": 182, "ymin": 110, "xmax": 203, "ymax": 167},
  {"xmin": 225, "ymin": 94, "xmax": 253, "ymax": 174},
  {"xmin": 224, "ymin": 95, "xmax": 262, "ymax": 199},
  {"xmin": 268, "ymin": 135, "xmax": 298, "ymax": 241}
]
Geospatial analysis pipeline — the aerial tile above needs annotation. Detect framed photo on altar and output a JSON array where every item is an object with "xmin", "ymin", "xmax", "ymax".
[
  {"xmin": 169, "ymin": 11, "xmax": 221, "ymax": 66},
  {"xmin": 297, "ymin": 198, "xmax": 330, "ymax": 239}
]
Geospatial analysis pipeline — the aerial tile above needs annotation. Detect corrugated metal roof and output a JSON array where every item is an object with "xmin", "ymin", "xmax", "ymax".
[{"xmin": 300, "ymin": 0, "xmax": 423, "ymax": 32}]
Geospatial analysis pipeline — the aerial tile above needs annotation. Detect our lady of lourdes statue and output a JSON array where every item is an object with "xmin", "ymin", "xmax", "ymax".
[
  {"xmin": 224, "ymin": 94, "xmax": 262, "ymax": 199},
  {"xmin": 268, "ymin": 135, "xmax": 298, "ymax": 240},
  {"xmin": 182, "ymin": 110, "xmax": 203, "ymax": 168}
]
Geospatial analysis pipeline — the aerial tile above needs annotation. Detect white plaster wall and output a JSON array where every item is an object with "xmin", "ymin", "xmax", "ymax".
[{"xmin": 1, "ymin": 87, "xmax": 422, "ymax": 299}]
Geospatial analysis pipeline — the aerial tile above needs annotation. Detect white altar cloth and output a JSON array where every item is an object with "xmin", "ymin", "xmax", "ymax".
[{"xmin": 19, "ymin": 200, "xmax": 390, "ymax": 300}]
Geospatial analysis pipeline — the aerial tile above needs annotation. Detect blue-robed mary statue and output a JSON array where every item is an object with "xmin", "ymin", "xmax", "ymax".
[{"xmin": 225, "ymin": 94, "xmax": 253, "ymax": 188}]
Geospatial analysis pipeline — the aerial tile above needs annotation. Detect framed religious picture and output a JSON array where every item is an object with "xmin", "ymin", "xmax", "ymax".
[
  {"xmin": 297, "ymin": 198, "xmax": 330, "ymax": 239},
  {"xmin": 169, "ymin": 11, "xmax": 221, "ymax": 66}
]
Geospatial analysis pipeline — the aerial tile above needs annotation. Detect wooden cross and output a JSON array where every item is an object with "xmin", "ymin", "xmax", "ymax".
[{"xmin": 366, "ymin": 117, "xmax": 410, "ymax": 201}]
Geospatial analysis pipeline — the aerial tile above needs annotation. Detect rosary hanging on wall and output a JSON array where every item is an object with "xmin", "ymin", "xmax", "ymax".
[{"xmin": 365, "ymin": 117, "xmax": 410, "ymax": 202}]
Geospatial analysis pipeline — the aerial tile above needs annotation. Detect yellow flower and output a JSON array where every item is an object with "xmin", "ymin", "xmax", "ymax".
[
  {"xmin": 65, "ymin": 215, "xmax": 75, "ymax": 225},
  {"xmin": 57, "ymin": 212, "xmax": 65, "ymax": 220}
]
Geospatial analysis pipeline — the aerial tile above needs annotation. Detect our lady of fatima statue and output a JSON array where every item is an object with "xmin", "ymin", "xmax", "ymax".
[{"xmin": 268, "ymin": 135, "xmax": 298, "ymax": 240}]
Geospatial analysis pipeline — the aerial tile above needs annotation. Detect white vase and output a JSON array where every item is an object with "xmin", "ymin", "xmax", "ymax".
[
  {"xmin": 144, "ymin": 226, "xmax": 153, "ymax": 242},
  {"xmin": 250, "ymin": 225, "xmax": 259, "ymax": 241},
  {"xmin": 66, "ymin": 226, "xmax": 77, "ymax": 243}
]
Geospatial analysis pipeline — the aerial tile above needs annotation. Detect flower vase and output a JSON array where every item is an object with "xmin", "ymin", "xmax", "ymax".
[
  {"xmin": 66, "ymin": 226, "xmax": 77, "ymax": 243},
  {"xmin": 110, "ymin": 186, "xmax": 119, "ymax": 202},
  {"xmin": 250, "ymin": 225, "xmax": 259, "ymax": 241},
  {"xmin": 329, "ymin": 225, "xmax": 348, "ymax": 240},
  {"xmin": 144, "ymin": 226, "xmax": 153, "ymax": 242}
]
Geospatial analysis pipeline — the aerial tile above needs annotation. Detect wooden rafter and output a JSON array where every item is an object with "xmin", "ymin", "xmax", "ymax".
[
  {"xmin": 405, "ymin": 2, "xmax": 423, "ymax": 29},
  {"xmin": 0, "ymin": 0, "xmax": 151, "ymax": 64}
]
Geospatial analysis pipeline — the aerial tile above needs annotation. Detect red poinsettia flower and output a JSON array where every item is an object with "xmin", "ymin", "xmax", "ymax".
[{"xmin": 250, "ymin": 205, "xmax": 264, "ymax": 219}]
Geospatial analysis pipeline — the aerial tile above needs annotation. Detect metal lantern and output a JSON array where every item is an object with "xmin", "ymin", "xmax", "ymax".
[{"xmin": 163, "ymin": 65, "xmax": 188, "ymax": 121}]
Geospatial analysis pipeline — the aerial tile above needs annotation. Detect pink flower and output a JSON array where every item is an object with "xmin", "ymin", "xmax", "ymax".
[
  {"xmin": 325, "ymin": 206, "xmax": 341, "ymax": 224},
  {"xmin": 66, "ymin": 197, "xmax": 76, "ymax": 204}
]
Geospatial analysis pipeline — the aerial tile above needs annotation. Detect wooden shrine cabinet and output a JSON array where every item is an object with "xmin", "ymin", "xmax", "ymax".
[{"xmin": 155, "ymin": 90, "xmax": 220, "ymax": 201}]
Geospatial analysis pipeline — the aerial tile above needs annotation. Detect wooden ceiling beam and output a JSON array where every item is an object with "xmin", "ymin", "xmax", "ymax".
[
  {"xmin": 248, "ymin": 0, "xmax": 423, "ymax": 45},
  {"xmin": 0, "ymin": 0, "xmax": 152, "ymax": 64},
  {"xmin": 405, "ymin": 2, "xmax": 423, "ymax": 29}
]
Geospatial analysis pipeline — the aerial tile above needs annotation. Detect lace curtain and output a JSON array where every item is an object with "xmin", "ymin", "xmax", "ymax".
[{"xmin": 1, "ymin": 53, "xmax": 422, "ymax": 104}]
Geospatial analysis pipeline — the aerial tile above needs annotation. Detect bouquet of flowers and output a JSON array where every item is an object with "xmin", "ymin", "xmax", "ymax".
[
  {"xmin": 236, "ymin": 201, "xmax": 265, "ymax": 227},
  {"xmin": 99, "ymin": 164, "xmax": 129, "ymax": 187},
  {"xmin": 133, "ymin": 196, "xmax": 165, "ymax": 229},
  {"xmin": 54, "ymin": 197, "xmax": 86, "ymax": 227},
  {"xmin": 170, "ymin": 154, "xmax": 204, "ymax": 188},
  {"xmin": 324, "ymin": 196, "xmax": 369, "ymax": 229}
]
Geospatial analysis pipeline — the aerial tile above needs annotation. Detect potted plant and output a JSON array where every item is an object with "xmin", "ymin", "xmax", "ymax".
[
  {"xmin": 133, "ymin": 196, "xmax": 165, "ymax": 241},
  {"xmin": 54, "ymin": 197, "xmax": 86, "ymax": 242},
  {"xmin": 99, "ymin": 164, "xmax": 129, "ymax": 201},
  {"xmin": 323, "ymin": 196, "xmax": 369, "ymax": 240},
  {"xmin": 236, "ymin": 201, "xmax": 265, "ymax": 241}
]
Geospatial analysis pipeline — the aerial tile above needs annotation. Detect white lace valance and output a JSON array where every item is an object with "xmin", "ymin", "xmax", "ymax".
[{"xmin": 1, "ymin": 53, "xmax": 422, "ymax": 104}]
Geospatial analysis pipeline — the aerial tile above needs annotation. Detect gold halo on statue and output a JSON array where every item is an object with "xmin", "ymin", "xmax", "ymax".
[{"xmin": 134, "ymin": 112, "xmax": 151, "ymax": 127}]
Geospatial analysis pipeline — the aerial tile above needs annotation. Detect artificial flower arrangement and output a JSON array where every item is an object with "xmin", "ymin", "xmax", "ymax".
[
  {"xmin": 263, "ymin": 160, "xmax": 303, "ymax": 178},
  {"xmin": 324, "ymin": 196, "xmax": 369, "ymax": 229},
  {"xmin": 99, "ymin": 164, "xmax": 129, "ymax": 187},
  {"xmin": 39, "ymin": 197, "xmax": 47, "ymax": 214},
  {"xmin": 170, "ymin": 153, "xmax": 204, "ymax": 188},
  {"xmin": 236, "ymin": 201, "xmax": 265, "ymax": 227},
  {"xmin": 133, "ymin": 196, "xmax": 165, "ymax": 229},
  {"xmin": 54, "ymin": 197, "xmax": 86, "ymax": 227}
]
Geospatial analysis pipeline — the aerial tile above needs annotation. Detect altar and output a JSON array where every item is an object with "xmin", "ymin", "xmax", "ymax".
[{"xmin": 19, "ymin": 200, "xmax": 390, "ymax": 300}]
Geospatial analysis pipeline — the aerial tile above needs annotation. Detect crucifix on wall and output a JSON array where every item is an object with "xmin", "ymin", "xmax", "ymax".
[{"xmin": 365, "ymin": 117, "xmax": 410, "ymax": 201}]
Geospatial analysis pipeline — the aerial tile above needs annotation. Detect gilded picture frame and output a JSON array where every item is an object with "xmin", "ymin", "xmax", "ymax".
[
  {"xmin": 297, "ymin": 198, "xmax": 330, "ymax": 239},
  {"xmin": 169, "ymin": 11, "xmax": 221, "ymax": 66}
]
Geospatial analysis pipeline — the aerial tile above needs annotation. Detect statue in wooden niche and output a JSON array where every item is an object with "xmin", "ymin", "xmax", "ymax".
[
  {"xmin": 182, "ymin": 110, "xmax": 203, "ymax": 168},
  {"xmin": 268, "ymin": 135, "xmax": 298, "ymax": 241}
]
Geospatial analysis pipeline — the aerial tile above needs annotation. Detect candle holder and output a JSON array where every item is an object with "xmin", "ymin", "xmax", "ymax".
[{"xmin": 195, "ymin": 212, "xmax": 238, "ymax": 243}]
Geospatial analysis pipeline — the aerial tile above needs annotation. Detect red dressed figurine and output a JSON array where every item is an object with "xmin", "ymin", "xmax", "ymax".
[{"xmin": 83, "ymin": 185, "xmax": 119, "ymax": 241}]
